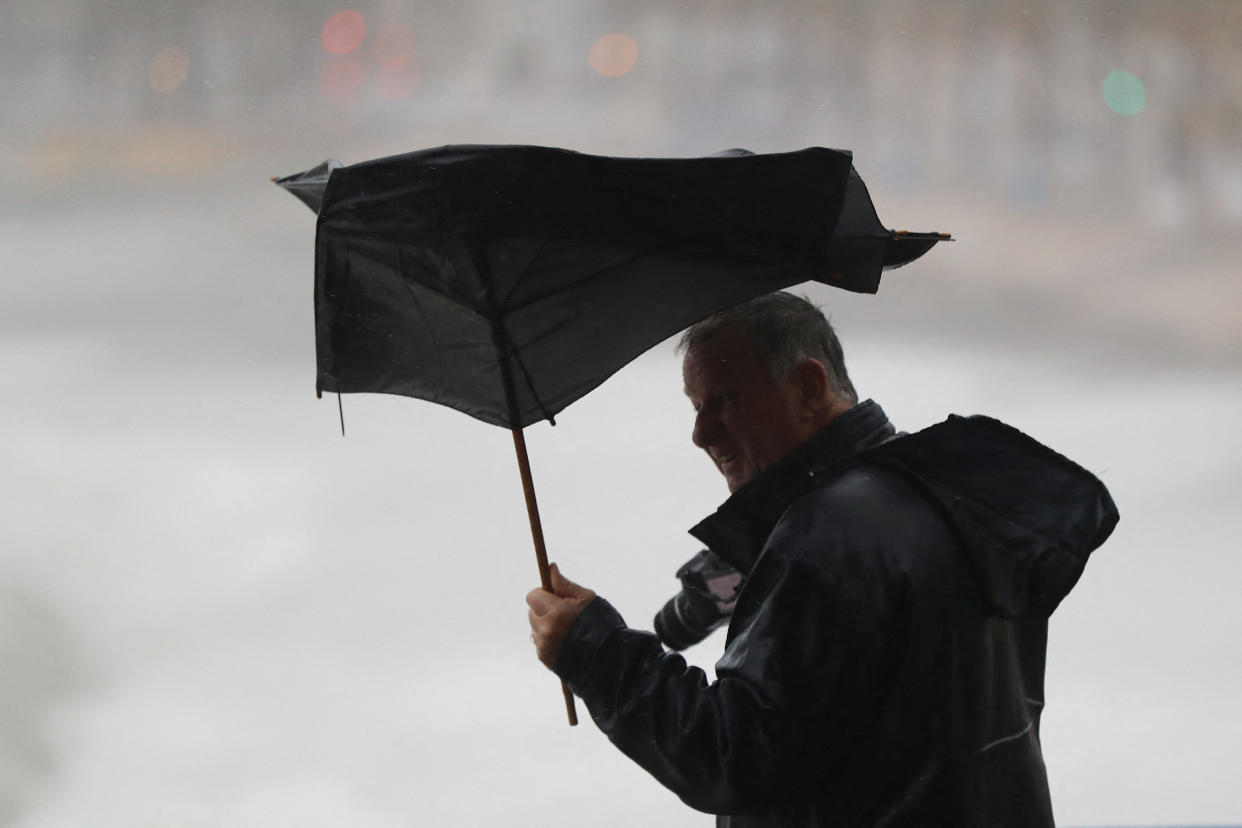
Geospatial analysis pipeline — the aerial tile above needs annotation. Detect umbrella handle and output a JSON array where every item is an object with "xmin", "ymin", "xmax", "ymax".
[{"xmin": 511, "ymin": 428, "xmax": 580, "ymax": 727}]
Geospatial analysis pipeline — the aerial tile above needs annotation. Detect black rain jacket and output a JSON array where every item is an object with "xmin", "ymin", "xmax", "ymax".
[{"xmin": 554, "ymin": 401, "xmax": 1119, "ymax": 827}]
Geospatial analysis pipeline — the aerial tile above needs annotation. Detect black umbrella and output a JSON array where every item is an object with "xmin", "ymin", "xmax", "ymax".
[{"xmin": 275, "ymin": 144, "xmax": 949, "ymax": 723}]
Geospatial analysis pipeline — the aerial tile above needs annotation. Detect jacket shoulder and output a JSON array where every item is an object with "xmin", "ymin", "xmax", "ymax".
[{"xmin": 764, "ymin": 463, "xmax": 960, "ymax": 573}]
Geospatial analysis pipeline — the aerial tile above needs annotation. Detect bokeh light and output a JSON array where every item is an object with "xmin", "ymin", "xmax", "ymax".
[
  {"xmin": 371, "ymin": 24, "xmax": 416, "ymax": 70},
  {"xmin": 320, "ymin": 56, "xmax": 364, "ymax": 101},
  {"xmin": 148, "ymin": 45, "xmax": 189, "ymax": 94},
  {"xmin": 1102, "ymin": 69, "xmax": 1147, "ymax": 115},
  {"xmin": 321, "ymin": 10, "xmax": 367, "ymax": 55},
  {"xmin": 588, "ymin": 33, "xmax": 638, "ymax": 78}
]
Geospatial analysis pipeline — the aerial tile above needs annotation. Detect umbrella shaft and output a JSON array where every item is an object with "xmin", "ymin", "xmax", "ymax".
[
  {"xmin": 511, "ymin": 428, "xmax": 553, "ymax": 590},
  {"xmin": 510, "ymin": 428, "xmax": 579, "ymax": 726}
]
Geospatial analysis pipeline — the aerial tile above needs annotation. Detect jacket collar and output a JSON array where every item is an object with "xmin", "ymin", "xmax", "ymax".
[{"xmin": 688, "ymin": 399, "xmax": 897, "ymax": 573}]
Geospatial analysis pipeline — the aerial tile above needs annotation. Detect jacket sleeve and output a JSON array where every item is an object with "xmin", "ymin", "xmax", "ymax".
[{"xmin": 553, "ymin": 473, "xmax": 925, "ymax": 816}]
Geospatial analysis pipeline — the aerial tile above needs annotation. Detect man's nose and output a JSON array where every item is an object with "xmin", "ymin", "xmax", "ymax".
[{"xmin": 692, "ymin": 408, "xmax": 717, "ymax": 449}]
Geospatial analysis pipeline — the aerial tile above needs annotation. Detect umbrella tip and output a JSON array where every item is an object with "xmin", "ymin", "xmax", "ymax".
[{"xmin": 892, "ymin": 229, "xmax": 954, "ymax": 240}]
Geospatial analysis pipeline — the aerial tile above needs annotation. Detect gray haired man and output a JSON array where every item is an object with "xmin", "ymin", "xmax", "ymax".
[{"xmin": 528, "ymin": 291, "xmax": 1117, "ymax": 827}]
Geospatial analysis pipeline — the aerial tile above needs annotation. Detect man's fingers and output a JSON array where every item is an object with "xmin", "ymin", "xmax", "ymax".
[
  {"xmin": 525, "ymin": 587, "xmax": 556, "ymax": 615},
  {"xmin": 549, "ymin": 562, "xmax": 584, "ymax": 599},
  {"xmin": 550, "ymin": 563, "xmax": 598, "ymax": 608},
  {"xmin": 527, "ymin": 595, "xmax": 566, "ymax": 668},
  {"xmin": 527, "ymin": 568, "xmax": 596, "ymax": 670}
]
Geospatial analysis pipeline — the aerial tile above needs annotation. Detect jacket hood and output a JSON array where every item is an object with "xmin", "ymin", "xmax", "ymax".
[
  {"xmin": 691, "ymin": 410, "xmax": 1119, "ymax": 619},
  {"xmin": 865, "ymin": 415, "xmax": 1119, "ymax": 617}
]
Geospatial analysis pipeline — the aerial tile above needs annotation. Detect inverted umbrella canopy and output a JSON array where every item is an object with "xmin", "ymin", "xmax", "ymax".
[
  {"xmin": 274, "ymin": 144, "xmax": 948, "ymax": 725},
  {"xmin": 275, "ymin": 144, "xmax": 947, "ymax": 429}
]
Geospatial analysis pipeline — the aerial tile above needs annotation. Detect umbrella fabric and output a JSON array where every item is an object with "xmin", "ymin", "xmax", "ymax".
[
  {"xmin": 277, "ymin": 144, "xmax": 946, "ymax": 429},
  {"xmin": 272, "ymin": 159, "xmax": 341, "ymax": 213}
]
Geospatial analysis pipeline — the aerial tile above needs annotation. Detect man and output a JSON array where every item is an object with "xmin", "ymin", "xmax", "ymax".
[{"xmin": 527, "ymin": 292, "xmax": 1117, "ymax": 827}]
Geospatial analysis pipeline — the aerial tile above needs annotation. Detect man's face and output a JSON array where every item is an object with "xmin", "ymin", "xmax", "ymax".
[{"xmin": 682, "ymin": 332, "xmax": 815, "ymax": 493}]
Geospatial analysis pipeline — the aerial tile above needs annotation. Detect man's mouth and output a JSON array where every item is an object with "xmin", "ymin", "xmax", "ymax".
[{"xmin": 714, "ymin": 453, "xmax": 749, "ymax": 491}]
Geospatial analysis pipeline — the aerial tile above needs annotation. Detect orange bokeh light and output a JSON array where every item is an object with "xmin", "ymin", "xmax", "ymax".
[
  {"xmin": 371, "ymin": 24, "xmax": 416, "ymax": 70},
  {"xmin": 320, "ymin": 56, "xmax": 365, "ymax": 101},
  {"xmin": 588, "ymin": 33, "xmax": 638, "ymax": 78},
  {"xmin": 322, "ymin": 10, "xmax": 367, "ymax": 55},
  {"xmin": 148, "ymin": 45, "xmax": 190, "ymax": 93}
]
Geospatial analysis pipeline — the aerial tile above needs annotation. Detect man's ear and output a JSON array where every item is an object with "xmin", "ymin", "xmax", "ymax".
[{"xmin": 793, "ymin": 358, "xmax": 831, "ymax": 418}]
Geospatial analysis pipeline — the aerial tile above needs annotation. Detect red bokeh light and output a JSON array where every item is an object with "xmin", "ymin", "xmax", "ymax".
[
  {"xmin": 371, "ymin": 24, "xmax": 415, "ymax": 70},
  {"xmin": 321, "ymin": 10, "xmax": 366, "ymax": 55},
  {"xmin": 320, "ymin": 56, "xmax": 365, "ymax": 101}
]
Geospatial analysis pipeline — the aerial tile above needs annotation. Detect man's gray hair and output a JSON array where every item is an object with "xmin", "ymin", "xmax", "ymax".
[{"xmin": 677, "ymin": 291, "xmax": 858, "ymax": 403}]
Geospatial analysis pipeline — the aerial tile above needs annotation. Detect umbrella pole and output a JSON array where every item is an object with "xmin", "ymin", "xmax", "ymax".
[{"xmin": 511, "ymin": 427, "xmax": 580, "ymax": 727}]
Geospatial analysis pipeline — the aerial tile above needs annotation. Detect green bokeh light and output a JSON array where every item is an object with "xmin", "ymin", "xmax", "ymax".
[{"xmin": 1102, "ymin": 70, "xmax": 1147, "ymax": 116}]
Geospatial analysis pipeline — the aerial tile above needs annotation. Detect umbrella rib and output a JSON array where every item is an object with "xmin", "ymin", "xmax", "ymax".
[
  {"xmin": 492, "ymin": 245, "xmax": 671, "ymax": 416},
  {"xmin": 486, "ymin": 244, "xmax": 675, "ymax": 427},
  {"xmin": 471, "ymin": 241, "xmax": 558, "ymax": 428},
  {"xmin": 394, "ymin": 241, "xmax": 448, "ymax": 397},
  {"xmin": 499, "ymin": 238, "xmax": 802, "ymax": 403},
  {"xmin": 501, "ymin": 242, "xmax": 662, "ymax": 317},
  {"xmin": 494, "ymin": 321, "xmax": 557, "ymax": 426},
  {"xmin": 324, "ymin": 222, "xmax": 495, "ymax": 325},
  {"xmin": 497, "ymin": 234, "xmax": 555, "ymax": 308}
]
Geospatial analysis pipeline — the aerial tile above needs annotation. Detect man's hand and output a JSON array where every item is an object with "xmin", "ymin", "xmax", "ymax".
[{"xmin": 526, "ymin": 563, "xmax": 597, "ymax": 670}]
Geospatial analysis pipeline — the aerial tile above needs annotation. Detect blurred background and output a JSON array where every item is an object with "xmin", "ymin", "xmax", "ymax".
[{"xmin": 2, "ymin": 1, "xmax": 1239, "ymax": 825}]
